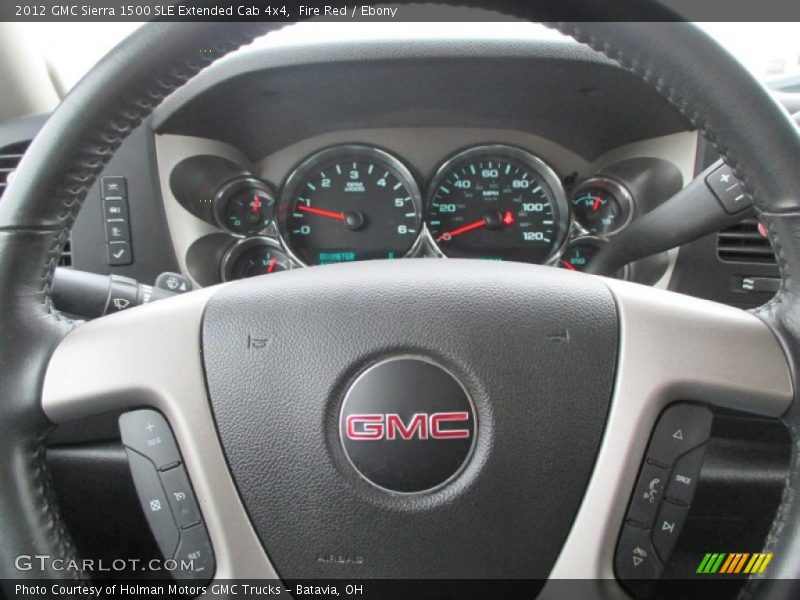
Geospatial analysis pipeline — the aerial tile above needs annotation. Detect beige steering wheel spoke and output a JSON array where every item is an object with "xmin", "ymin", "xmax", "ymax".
[{"xmin": 43, "ymin": 287, "xmax": 277, "ymax": 582}]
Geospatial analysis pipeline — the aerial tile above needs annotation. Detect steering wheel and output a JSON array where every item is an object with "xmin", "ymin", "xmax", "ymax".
[{"xmin": 2, "ymin": 6, "xmax": 800, "ymax": 599}]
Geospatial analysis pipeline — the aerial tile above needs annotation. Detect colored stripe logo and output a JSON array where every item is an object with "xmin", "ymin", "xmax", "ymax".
[{"xmin": 696, "ymin": 553, "xmax": 773, "ymax": 574}]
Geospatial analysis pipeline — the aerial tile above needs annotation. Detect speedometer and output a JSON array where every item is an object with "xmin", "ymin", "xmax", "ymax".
[
  {"xmin": 426, "ymin": 145, "xmax": 569, "ymax": 263},
  {"xmin": 278, "ymin": 145, "xmax": 422, "ymax": 266}
]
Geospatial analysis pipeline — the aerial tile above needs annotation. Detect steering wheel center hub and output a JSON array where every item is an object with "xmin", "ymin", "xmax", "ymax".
[
  {"xmin": 340, "ymin": 357, "xmax": 476, "ymax": 493},
  {"xmin": 201, "ymin": 260, "xmax": 618, "ymax": 579}
]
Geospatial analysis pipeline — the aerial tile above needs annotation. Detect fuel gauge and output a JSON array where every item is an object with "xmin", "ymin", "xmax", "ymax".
[
  {"xmin": 571, "ymin": 178, "xmax": 632, "ymax": 236},
  {"xmin": 222, "ymin": 238, "xmax": 294, "ymax": 281}
]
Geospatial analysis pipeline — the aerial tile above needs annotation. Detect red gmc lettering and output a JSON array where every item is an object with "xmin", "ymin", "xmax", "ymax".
[
  {"xmin": 346, "ymin": 412, "xmax": 470, "ymax": 441},
  {"xmin": 430, "ymin": 412, "xmax": 470, "ymax": 439},
  {"xmin": 386, "ymin": 413, "xmax": 428, "ymax": 440},
  {"xmin": 346, "ymin": 414, "xmax": 383, "ymax": 440}
]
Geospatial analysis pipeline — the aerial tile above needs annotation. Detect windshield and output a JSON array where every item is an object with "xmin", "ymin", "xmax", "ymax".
[
  {"xmin": 700, "ymin": 23, "xmax": 800, "ymax": 89},
  {"xmin": 16, "ymin": 21, "xmax": 800, "ymax": 94}
]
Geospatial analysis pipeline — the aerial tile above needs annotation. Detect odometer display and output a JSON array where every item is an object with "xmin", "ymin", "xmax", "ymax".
[
  {"xmin": 426, "ymin": 146, "xmax": 568, "ymax": 263},
  {"xmin": 279, "ymin": 146, "xmax": 422, "ymax": 266}
]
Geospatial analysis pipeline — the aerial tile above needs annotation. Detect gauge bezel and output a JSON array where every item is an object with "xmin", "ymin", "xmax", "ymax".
[
  {"xmin": 570, "ymin": 176, "xmax": 634, "ymax": 237},
  {"xmin": 561, "ymin": 235, "xmax": 630, "ymax": 280},
  {"xmin": 277, "ymin": 144, "xmax": 424, "ymax": 267},
  {"xmin": 220, "ymin": 236, "xmax": 294, "ymax": 282},
  {"xmin": 213, "ymin": 176, "xmax": 276, "ymax": 238},
  {"xmin": 423, "ymin": 144, "xmax": 571, "ymax": 264}
]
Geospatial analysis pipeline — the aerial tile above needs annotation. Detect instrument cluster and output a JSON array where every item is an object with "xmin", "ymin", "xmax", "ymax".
[{"xmin": 171, "ymin": 143, "xmax": 638, "ymax": 282}]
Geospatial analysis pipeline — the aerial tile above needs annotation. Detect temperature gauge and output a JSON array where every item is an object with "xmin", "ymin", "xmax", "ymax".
[
  {"xmin": 571, "ymin": 178, "xmax": 632, "ymax": 236},
  {"xmin": 560, "ymin": 237, "xmax": 628, "ymax": 279}
]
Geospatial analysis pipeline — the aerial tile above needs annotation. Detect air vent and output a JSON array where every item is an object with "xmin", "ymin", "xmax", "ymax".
[
  {"xmin": 717, "ymin": 217, "xmax": 776, "ymax": 264},
  {"xmin": 0, "ymin": 141, "xmax": 30, "ymax": 201},
  {"xmin": 0, "ymin": 141, "xmax": 72, "ymax": 267}
]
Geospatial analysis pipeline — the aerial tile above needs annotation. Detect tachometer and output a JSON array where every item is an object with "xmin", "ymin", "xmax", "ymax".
[
  {"xmin": 426, "ymin": 145, "xmax": 569, "ymax": 263},
  {"xmin": 279, "ymin": 146, "xmax": 422, "ymax": 266}
]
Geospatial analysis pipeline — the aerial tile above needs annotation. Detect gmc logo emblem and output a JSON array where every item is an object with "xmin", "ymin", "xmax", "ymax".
[{"xmin": 346, "ymin": 412, "xmax": 470, "ymax": 441}]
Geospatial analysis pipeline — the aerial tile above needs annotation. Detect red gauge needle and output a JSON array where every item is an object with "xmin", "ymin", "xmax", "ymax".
[
  {"xmin": 437, "ymin": 219, "xmax": 486, "ymax": 242},
  {"xmin": 297, "ymin": 204, "xmax": 346, "ymax": 221},
  {"xmin": 592, "ymin": 196, "xmax": 602, "ymax": 211},
  {"xmin": 266, "ymin": 257, "xmax": 278, "ymax": 273},
  {"xmin": 251, "ymin": 195, "xmax": 262, "ymax": 214},
  {"xmin": 561, "ymin": 260, "xmax": 577, "ymax": 271},
  {"xmin": 437, "ymin": 210, "xmax": 516, "ymax": 242}
]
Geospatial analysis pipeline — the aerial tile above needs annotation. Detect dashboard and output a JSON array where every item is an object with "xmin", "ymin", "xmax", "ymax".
[
  {"xmin": 0, "ymin": 27, "xmax": 789, "ymax": 586},
  {"xmin": 0, "ymin": 33, "xmax": 781, "ymax": 312},
  {"xmin": 158, "ymin": 128, "xmax": 693, "ymax": 288},
  {"xmin": 143, "ymin": 34, "xmax": 707, "ymax": 291}
]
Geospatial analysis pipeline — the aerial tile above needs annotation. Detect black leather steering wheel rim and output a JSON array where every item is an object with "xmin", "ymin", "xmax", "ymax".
[{"xmin": 1, "ymin": 7, "xmax": 799, "ymax": 598}]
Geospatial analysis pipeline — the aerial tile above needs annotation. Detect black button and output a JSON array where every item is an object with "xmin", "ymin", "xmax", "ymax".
[
  {"xmin": 105, "ymin": 218, "xmax": 130, "ymax": 243},
  {"xmin": 647, "ymin": 404, "xmax": 712, "ymax": 468},
  {"xmin": 173, "ymin": 523, "xmax": 215, "ymax": 582},
  {"xmin": 705, "ymin": 164, "xmax": 751, "ymax": 215},
  {"xmin": 739, "ymin": 276, "xmax": 781, "ymax": 294},
  {"xmin": 101, "ymin": 176, "xmax": 127, "ymax": 199},
  {"xmin": 119, "ymin": 409, "xmax": 181, "ymax": 470},
  {"xmin": 652, "ymin": 500, "xmax": 689, "ymax": 563},
  {"xmin": 125, "ymin": 448, "xmax": 180, "ymax": 558},
  {"xmin": 160, "ymin": 466, "xmax": 202, "ymax": 528},
  {"xmin": 615, "ymin": 523, "xmax": 662, "ymax": 598},
  {"xmin": 155, "ymin": 272, "xmax": 193, "ymax": 294},
  {"xmin": 665, "ymin": 444, "xmax": 706, "ymax": 506},
  {"xmin": 627, "ymin": 461, "xmax": 670, "ymax": 528},
  {"xmin": 103, "ymin": 198, "xmax": 129, "ymax": 221},
  {"xmin": 107, "ymin": 241, "xmax": 132, "ymax": 266}
]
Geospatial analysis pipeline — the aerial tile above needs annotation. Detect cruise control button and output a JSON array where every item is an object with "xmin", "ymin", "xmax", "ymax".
[
  {"xmin": 627, "ymin": 461, "xmax": 669, "ymax": 528},
  {"xmin": 173, "ymin": 523, "xmax": 215, "ymax": 582},
  {"xmin": 119, "ymin": 409, "xmax": 181, "ymax": 470},
  {"xmin": 647, "ymin": 404, "xmax": 712, "ymax": 467},
  {"xmin": 125, "ymin": 448, "xmax": 179, "ymax": 558},
  {"xmin": 160, "ymin": 465, "xmax": 201, "ymax": 528},
  {"xmin": 615, "ymin": 523, "xmax": 662, "ymax": 598},
  {"xmin": 653, "ymin": 500, "xmax": 689, "ymax": 563},
  {"xmin": 665, "ymin": 444, "xmax": 706, "ymax": 506}
]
